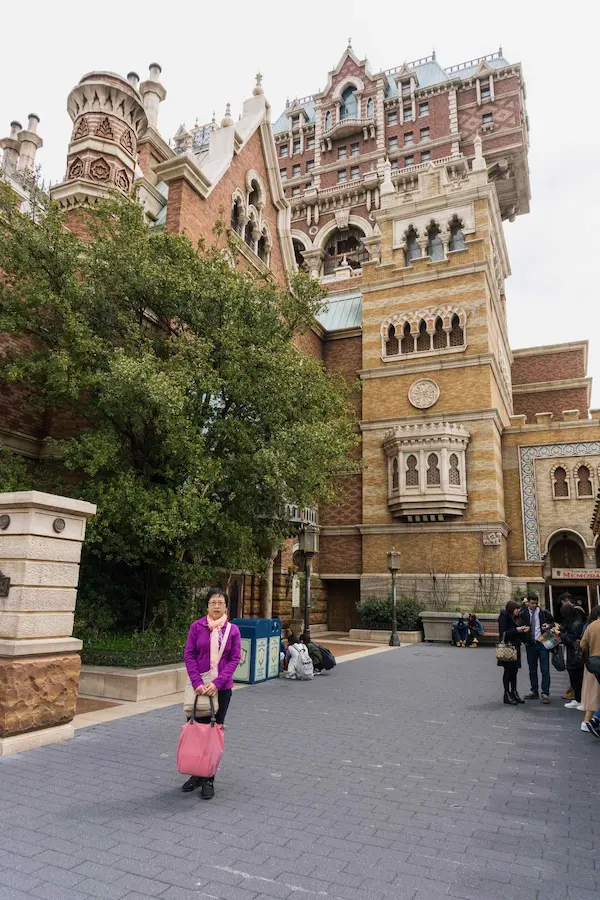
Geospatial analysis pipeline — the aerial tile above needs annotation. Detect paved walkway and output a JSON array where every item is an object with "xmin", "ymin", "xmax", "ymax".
[{"xmin": 1, "ymin": 645, "xmax": 599, "ymax": 900}]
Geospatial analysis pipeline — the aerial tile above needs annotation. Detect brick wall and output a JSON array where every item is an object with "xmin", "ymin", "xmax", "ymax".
[
  {"xmin": 513, "ymin": 388, "xmax": 589, "ymax": 422},
  {"xmin": 319, "ymin": 534, "xmax": 362, "ymax": 574},
  {"xmin": 0, "ymin": 334, "xmax": 45, "ymax": 440},
  {"xmin": 512, "ymin": 348, "xmax": 586, "ymax": 385}
]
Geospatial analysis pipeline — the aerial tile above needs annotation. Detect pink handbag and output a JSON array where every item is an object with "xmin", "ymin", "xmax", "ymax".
[{"xmin": 176, "ymin": 696, "xmax": 224, "ymax": 778}]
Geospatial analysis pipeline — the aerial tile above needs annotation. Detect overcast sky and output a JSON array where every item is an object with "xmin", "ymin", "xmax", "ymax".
[{"xmin": 2, "ymin": 1, "xmax": 598, "ymax": 406}]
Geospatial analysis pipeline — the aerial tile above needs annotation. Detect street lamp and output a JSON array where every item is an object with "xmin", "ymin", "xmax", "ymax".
[
  {"xmin": 299, "ymin": 526, "xmax": 319, "ymax": 644},
  {"xmin": 387, "ymin": 548, "xmax": 401, "ymax": 647}
]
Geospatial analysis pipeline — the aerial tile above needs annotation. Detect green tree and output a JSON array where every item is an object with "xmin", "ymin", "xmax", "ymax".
[{"xmin": 0, "ymin": 184, "xmax": 359, "ymax": 628}]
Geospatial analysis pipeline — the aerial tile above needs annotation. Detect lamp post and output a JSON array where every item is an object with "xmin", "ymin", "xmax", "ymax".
[
  {"xmin": 387, "ymin": 547, "xmax": 401, "ymax": 647},
  {"xmin": 299, "ymin": 525, "xmax": 319, "ymax": 644}
]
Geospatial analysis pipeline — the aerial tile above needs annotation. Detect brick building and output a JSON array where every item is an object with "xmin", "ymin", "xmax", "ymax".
[{"xmin": 2, "ymin": 46, "xmax": 600, "ymax": 629}]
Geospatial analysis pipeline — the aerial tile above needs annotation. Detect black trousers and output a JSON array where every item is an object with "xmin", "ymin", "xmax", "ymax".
[
  {"xmin": 567, "ymin": 667, "xmax": 584, "ymax": 703},
  {"xmin": 502, "ymin": 664, "xmax": 518, "ymax": 693}
]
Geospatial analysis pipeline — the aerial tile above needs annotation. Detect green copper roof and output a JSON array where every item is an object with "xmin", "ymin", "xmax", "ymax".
[{"xmin": 316, "ymin": 290, "xmax": 362, "ymax": 331}]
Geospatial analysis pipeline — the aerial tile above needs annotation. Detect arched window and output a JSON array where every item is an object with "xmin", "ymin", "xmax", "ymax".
[
  {"xmin": 401, "ymin": 321, "xmax": 414, "ymax": 354},
  {"xmin": 385, "ymin": 324, "xmax": 399, "ymax": 356},
  {"xmin": 449, "ymin": 453, "xmax": 461, "ymax": 486},
  {"xmin": 325, "ymin": 111, "xmax": 332, "ymax": 131},
  {"xmin": 449, "ymin": 314, "xmax": 464, "ymax": 347},
  {"xmin": 416, "ymin": 319, "xmax": 430, "ymax": 352},
  {"xmin": 323, "ymin": 227, "xmax": 368, "ymax": 275},
  {"xmin": 577, "ymin": 465, "xmax": 593, "ymax": 497},
  {"xmin": 367, "ymin": 97, "xmax": 374, "ymax": 118},
  {"xmin": 596, "ymin": 541, "xmax": 600, "ymax": 568},
  {"xmin": 293, "ymin": 239, "xmax": 308, "ymax": 271},
  {"xmin": 340, "ymin": 86, "xmax": 358, "ymax": 120},
  {"xmin": 248, "ymin": 179, "xmax": 260, "ymax": 208},
  {"xmin": 433, "ymin": 316, "xmax": 447, "ymax": 349},
  {"xmin": 257, "ymin": 234, "xmax": 269, "ymax": 263},
  {"xmin": 392, "ymin": 457, "xmax": 399, "ymax": 490},
  {"xmin": 550, "ymin": 535, "xmax": 584, "ymax": 568},
  {"xmin": 244, "ymin": 219, "xmax": 254, "ymax": 248},
  {"xmin": 406, "ymin": 454, "xmax": 419, "ymax": 486},
  {"xmin": 553, "ymin": 466, "xmax": 569, "ymax": 499},
  {"xmin": 427, "ymin": 453, "xmax": 441, "ymax": 486},
  {"xmin": 427, "ymin": 222, "xmax": 444, "ymax": 262},
  {"xmin": 449, "ymin": 215, "xmax": 466, "ymax": 252},
  {"xmin": 405, "ymin": 226, "xmax": 420, "ymax": 265},
  {"xmin": 231, "ymin": 198, "xmax": 243, "ymax": 234}
]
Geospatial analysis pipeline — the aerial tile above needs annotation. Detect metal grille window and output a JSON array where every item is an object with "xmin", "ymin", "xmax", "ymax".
[
  {"xmin": 427, "ymin": 454, "xmax": 441, "ymax": 486},
  {"xmin": 449, "ymin": 453, "xmax": 461, "ymax": 486},
  {"xmin": 406, "ymin": 455, "xmax": 419, "ymax": 486}
]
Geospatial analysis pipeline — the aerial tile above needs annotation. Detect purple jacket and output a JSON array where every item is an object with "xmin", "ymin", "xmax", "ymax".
[{"xmin": 184, "ymin": 617, "xmax": 242, "ymax": 691}]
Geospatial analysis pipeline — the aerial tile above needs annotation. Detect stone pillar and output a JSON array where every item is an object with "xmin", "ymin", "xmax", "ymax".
[
  {"xmin": 0, "ymin": 491, "xmax": 96, "ymax": 756},
  {"xmin": 17, "ymin": 114, "xmax": 43, "ymax": 172},
  {"xmin": 262, "ymin": 552, "xmax": 276, "ymax": 619},
  {"xmin": 0, "ymin": 120, "xmax": 22, "ymax": 175}
]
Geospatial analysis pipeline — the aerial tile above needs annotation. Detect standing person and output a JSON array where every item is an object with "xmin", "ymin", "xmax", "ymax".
[
  {"xmin": 557, "ymin": 593, "xmax": 576, "ymax": 699},
  {"xmin": 181, "ymin": 588, "xmax": 241, "ymax": 799},
  {"xmin": 580, "ymin": 605, "xmax": 600, "ymax": 737},
  {"xmin": 520, "ymin": 592, "xmax": 554, "ymax": 703},
  {"xmin": 497, "ymin": 600, "xmax": 529, "ymax": 705},
  {"xmin": 559, "ymin": 604, "xmax": 586, "ymax": 709}
]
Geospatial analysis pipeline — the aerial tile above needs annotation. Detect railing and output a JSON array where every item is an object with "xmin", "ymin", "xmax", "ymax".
[
  {"xmin": 323, "ymin": 248, "xmax": 369, "ymax": 276},
  {"xmin": 285, "ymin": 503, "xmax": 318, "ymax": 526},
  {"xmin": 322, "ymin": 115, "xmax": 374, "ymax": 139},
  {"xmin": 445, "ymin": 48, "xmax": 503, "ymax": 74},
  {"xmin": 384, "ymin": 54, "xmax": 435, "ymax": 76}
]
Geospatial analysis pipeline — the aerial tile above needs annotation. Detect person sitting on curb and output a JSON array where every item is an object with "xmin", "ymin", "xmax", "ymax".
[
  {"xmin": 452, "ymin": 614, "xmax": 469, "ymax": 647},
  {"xmin": 466, "ymin": 614, "xmax": 484, "ymax": 647}
]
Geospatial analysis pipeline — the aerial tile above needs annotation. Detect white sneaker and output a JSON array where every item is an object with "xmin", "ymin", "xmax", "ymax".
[
  {"xmin": 581, "ymin": 722, "xmax": 590, "ymax": 732},
  {"xmin": 564, "ymin": 700, "xmax": 580, "ymax": 708},
  {"xmin": 577, "ymin": 704, "xmax": 585, "ymax": 711}
]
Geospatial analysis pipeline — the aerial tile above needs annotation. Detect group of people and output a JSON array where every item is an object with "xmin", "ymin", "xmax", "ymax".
[
  {"xmin": 281, "ymin": 634, "xmax": 336, "ymax": 678},
  {"xmin": 452, "ymin": 613, "xmax": 484, "ymax": 647},
  {"xmin": 497, "ymin": 591, "xmax": 600, "ymax": 738}
]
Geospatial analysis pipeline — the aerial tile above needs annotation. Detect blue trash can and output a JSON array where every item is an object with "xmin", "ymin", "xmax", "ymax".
[{"xmin": 232, "ymin": 618, "xmax": 282, "ymax": 684}]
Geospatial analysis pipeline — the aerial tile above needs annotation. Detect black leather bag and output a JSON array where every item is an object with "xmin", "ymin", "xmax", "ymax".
[
  {"xmin": 551, "ymin": 645, "xmax": 566, "ymax": 672},
  {"xmin": 586, "ymin": 655, "xmax": 600, "ymax": 677}
]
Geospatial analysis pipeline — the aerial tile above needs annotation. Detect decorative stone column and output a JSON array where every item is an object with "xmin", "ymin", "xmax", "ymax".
[{"xmin": 0, "ymin": 491, "xmax": 96, "ymax": 756}]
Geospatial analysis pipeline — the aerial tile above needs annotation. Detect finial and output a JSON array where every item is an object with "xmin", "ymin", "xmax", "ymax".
[
  {"xmin": 221, "ymin": 102, "xmax": 234, "ymax": 128},
  {"xmin": 432, "ymin": 48, "xmax": 436, "ymax": 61},
  {"xmin": 499, "ymin": 45, "xmax": 503, "ymax": 56},
  {"xmin": 253, "ymin": 72, "xmax": 264, "ymax": 96},
  {"xmin": 347, "ymin": 37, "xmax": 352, "ymax": 50},
  {"xmin": 211, "ymin": 111, "xmax": 217, "ymax": 126}
]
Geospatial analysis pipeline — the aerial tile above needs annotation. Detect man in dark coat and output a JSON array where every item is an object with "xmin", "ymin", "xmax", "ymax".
[{"xmin": 519, "ymin": 592, "xmax": 554, "ymax": 703}]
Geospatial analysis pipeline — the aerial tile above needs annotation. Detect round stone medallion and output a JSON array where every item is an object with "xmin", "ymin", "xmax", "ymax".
[{"xmin": 408, "ymin": 378, "xmax": 440, "ymax": 409}]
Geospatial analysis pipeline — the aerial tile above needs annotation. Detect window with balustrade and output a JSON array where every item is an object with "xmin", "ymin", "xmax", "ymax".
[
  {"xmin": 341, "ymin": 87, "xmax": 358, "ymax": 120},
  {"xmin": 381, "ymin": 307, "xmax": 467, "ymax": 360}
]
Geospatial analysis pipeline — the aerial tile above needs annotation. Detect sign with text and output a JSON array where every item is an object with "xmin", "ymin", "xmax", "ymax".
[{"xmin": 552, "ymin": 568, "xmax": 600, "ymax": 581}]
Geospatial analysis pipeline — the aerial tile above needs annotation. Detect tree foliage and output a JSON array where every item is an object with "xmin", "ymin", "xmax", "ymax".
[{"xmin": 0, "ymin": 184, "xmax": 359, "ymax": 625}]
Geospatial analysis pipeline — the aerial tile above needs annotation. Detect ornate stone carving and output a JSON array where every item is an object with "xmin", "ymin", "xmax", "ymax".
[
  {"xmin": 408, "ymin": 379, "xmax": 440, "ymax": 409},
  {"xmin": 68, "ymin": 157, "xmax": 85, "ymax": 180},
  {"xmin": 0, "ymin": 514, "xmax": 10, "ymax": 530},
  {"xmin": 483, "ymin": 532, "xmax": 502, "ymax": 546},
  {"xmin": 0, "ymin": 570, "xmax": 10, "ymax": 597},
  {"xmin": 120, "ymin": 128, "xmax": 135, "ymax": 154},
  {"xmin": 72, "ymin": 117, "xmax": 89, "ymax": 140},
  {"xmin": 89, "ymin": 158, "xmax": 110, "ymax": 182},
  {"xmin": 114, "ymin": 168, "xmax": 130, "ymax": 192},
  {"xmin": 52, "ymin": 518, "xmax": 66, "ymax": 534},
  {"xmin": 95, "ymin": 116, "xmax": 114, "ymax": 140}
]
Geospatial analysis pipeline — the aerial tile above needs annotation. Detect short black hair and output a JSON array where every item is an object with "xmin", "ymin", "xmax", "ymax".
[
  {"xmin": 206, "ymin": 586, "xmax": 227, "ymax": 604},
  {"xmin": 525, "ymin": 592, "xmax": 540, "ymax": 602}
]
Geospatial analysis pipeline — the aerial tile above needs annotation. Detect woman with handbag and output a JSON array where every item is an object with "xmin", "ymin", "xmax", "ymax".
[
  {"xmin": 497, "ymin": 600, "xmax": 529, "ymax": 705},
  {"xmin": 558, "ymin": 605, "xmax": 586, "ymax": 709},
  {"xmin": 181, "ymin": 587, "xmax": 241, "ymax": 798}
]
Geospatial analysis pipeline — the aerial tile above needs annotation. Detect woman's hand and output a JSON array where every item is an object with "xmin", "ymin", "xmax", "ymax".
[
  {"xmin": 203, "ymin": 682, "xmax": 218, "ymax": 697},
  {"xmin": 194, "ymin": 685, "xmax": 206, "ymax": 695},
  {"xmin": 518, "ymin": 626, "xmax": 530, "ymax": 632}
]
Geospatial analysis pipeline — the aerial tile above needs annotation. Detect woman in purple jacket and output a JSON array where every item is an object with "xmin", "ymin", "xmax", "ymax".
[{"xmin": 181, "ymin": 587, "xmax": 241, "ymax": 799}]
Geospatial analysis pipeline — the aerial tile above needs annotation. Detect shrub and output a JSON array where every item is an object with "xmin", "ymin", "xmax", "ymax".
[{"xmin": 357, "ymin": 595, "xmax": 423, "ymax": 630}]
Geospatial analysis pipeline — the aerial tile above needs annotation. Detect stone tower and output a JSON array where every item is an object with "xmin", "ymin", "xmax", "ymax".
[{"xmin": 50, "ymin": 71, "xmax": 148, "ymax": 211}]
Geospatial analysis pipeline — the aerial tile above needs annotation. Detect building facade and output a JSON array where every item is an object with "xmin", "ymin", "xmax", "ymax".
[{"xmin": 2, "ymin": 46, "xmax": 599, "ymax": 628}]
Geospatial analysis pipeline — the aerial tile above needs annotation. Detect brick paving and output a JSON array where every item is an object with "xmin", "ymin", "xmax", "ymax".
[{"xmin": 1, "ymin": 644, "xmax": 599, "ymax": 900}]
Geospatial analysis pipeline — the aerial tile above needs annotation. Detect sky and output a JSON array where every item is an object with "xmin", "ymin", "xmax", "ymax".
[{"xmin": 2, "ymin": 0, "xmax": 598, "ymax": 406}]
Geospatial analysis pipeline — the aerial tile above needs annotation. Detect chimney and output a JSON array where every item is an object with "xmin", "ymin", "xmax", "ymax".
[
  {"xmin": 140, "ymin": 63, "xmax": 166, "ymax": 130},
  {"xmin": 0, "ymin": 120, "xmax": 22, "ymax": 175},
  {"xmin": 17, "ymin": 114, "xmax": 43, "ymax": 172},
  {"xmin": 127, "ymin": 71, "xmax": 140, "ymax": 90}
]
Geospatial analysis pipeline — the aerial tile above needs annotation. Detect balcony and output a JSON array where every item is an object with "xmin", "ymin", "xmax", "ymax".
[
  {"xmin": 285, "ymin": 503, "xmax": 318, "ymax": 527},
  {"xmin": 322, "ymin": 115, "xmax": 374, "ymax": 141}
]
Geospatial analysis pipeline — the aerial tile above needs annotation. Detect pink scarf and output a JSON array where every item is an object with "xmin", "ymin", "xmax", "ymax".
[{"xmin": 207, "ymin": 614, "xmax": 228, "ymax": 672}]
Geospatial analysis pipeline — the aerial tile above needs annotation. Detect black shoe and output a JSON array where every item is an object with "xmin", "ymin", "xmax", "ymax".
[
  {"xmin": 503, "ymin": 692, "xmax": 517, "ymax": 705},
  {"xmin": 181, "ymin": 776, "xmax": 202, "ymax": 793},
  {"xmin": 201, "ymin": 778, "xmax": 215, "ymax": 800},
  {"xmin": 510, "ymin": 691, "xmax": 525, "ymax": 704}
]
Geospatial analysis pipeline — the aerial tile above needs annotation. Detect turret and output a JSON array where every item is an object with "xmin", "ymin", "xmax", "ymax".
[
  {"xmin": 0, "ymin": 120, "xmax": 22, "ymax": 175},
  {"xmin": 139, "ymin": 63, "xmax": 166, "ymax": 130},
  {"xmin": 17, "ymin": 114, "xmax": 43, "ymax": 172}
]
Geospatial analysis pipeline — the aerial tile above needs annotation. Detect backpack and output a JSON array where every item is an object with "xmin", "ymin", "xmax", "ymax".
[
  {"xmin": 306, "ymin": 642, "xmax": 324, "ymax": 668},
  {"xmin": 317, "ymin": 645, "xmax": 336, "ymax": 671},
  {"xmin": 295, "ymin": 643, "xmax": 314, "ymax": 680}
]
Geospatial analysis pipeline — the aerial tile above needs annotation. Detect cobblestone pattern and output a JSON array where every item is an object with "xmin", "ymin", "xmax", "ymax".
[{"xmin": 1, "ymin": 645, "xmax": 599, "ymax": 900}]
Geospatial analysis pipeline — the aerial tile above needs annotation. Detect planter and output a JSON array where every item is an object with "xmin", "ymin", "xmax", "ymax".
[
  {"xmin": 80, "ymin": 662, "xmax": 187, "ymax": 702},
  {"xmin": 421, "ymin": 611, "xmax": 500, "ymax": 643},
  {"xmin": 349, "ymin": 629, "xmax": 422, "ymax": 644}
]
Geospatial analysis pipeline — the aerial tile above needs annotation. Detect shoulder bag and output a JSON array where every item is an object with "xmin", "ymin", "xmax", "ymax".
[{"xmin": 183, "ymin": 622, "xmax": 232, "ymax": 718}]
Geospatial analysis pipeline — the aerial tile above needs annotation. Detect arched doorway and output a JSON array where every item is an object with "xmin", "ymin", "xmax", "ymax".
[
  {"xmin": 547, "ymin": 531, "xmax": 590, "ymax": 616},
  {"xmin": 293, "ymin": 239, "xmax": 308, "ymax": 271},
  {"xmin": 323, "ymin": 227, "xmax": 368, "ymax": 275}
]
